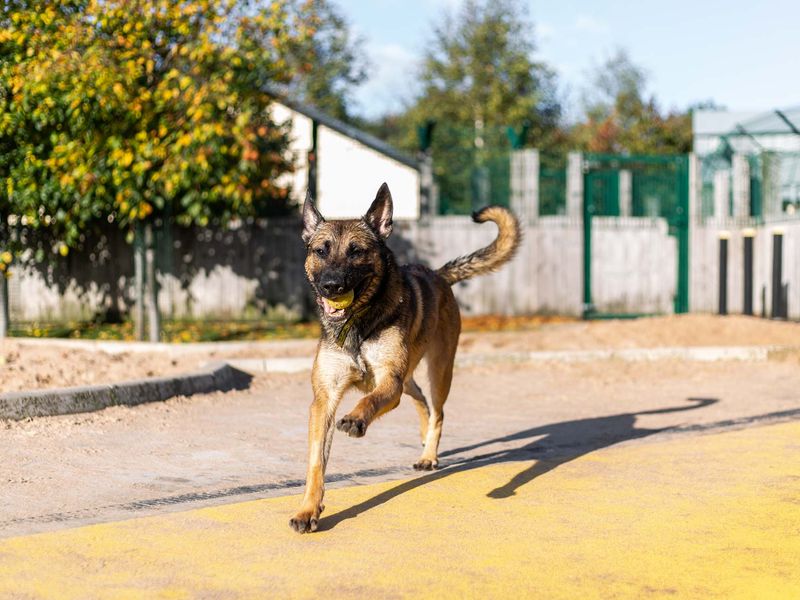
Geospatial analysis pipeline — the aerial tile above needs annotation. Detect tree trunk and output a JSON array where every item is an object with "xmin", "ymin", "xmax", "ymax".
[
  {"xmin": 0, "ymin": 272, "xmax": 9, "ymax": 339},
  {"xmin": 133, "ymin": 225, "xmax": 145, "ymax": 341},
  {"xmin": 144, "ymin": 222, "xmax": 161, "ymax": 343}
]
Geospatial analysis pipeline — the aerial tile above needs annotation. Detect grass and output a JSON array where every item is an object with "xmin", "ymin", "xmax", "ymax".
[
  {"xmin": 9, "ymin": 319, "xmax": 321, "ymax": 343},
  {"xmin": 8, "ymin": 314, "xmax": 572, "ymax": 343}
]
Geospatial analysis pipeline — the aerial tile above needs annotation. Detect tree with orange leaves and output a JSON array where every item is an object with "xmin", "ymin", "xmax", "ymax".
[{"xmin": 0, "ymin": 0, "xmax": 322, "ymax": 338}]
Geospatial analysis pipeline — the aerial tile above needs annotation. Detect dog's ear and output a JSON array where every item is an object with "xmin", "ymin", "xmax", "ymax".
[
  {"xmin": 302, "ymin": 191, "xmax": 324, "ymax": 244},
  {"xmin": 364, "ymin": 182, "xmax": 393, "ymax": 239}
]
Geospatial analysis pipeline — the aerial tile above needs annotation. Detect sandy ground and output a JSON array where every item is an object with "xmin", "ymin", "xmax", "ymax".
[
  {"xmin": 1, "ymin": 314, "xmax": 800, "ymax": 394},
  {"xmin": 2, "ymin": 355, "xmax": 800, "ymax": 538}
]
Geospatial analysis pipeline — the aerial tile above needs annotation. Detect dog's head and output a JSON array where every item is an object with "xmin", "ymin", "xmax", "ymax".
[{"xmin": 302, "ymin": 183, "xmax": 394, "ymax": 321}]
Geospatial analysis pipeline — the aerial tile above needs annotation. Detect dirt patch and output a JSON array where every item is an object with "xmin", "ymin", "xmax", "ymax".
[
  {"xmin": 457, "ymin": 314, "xmax": 800, "ymax": 354},
  {"xmin": 0, "ymin": 344, "xmax": 200, "ymax": 394},
  {"xmin": 1, "ymin": 314, "xmax": 799, "ymax": 394}
]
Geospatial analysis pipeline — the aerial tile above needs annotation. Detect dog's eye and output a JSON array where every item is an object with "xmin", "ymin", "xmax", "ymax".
[
  {"xmin": 313, "ymin": 246, "xmax": 328, "ymax": 258},
  {"xmin": 348, "ymin": 244, "xmax": 364, "ymax": 257}
]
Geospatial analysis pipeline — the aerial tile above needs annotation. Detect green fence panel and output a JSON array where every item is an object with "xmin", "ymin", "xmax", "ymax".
[
  {"xmin": 433, "ymin": 125, "xmax": 512, "ymax": 215},
  {"xmin": 539, "ymin": 155, "xmax": 567, "ymax": 216},
  {"xmin": 582, "ymin": 153, "xmax": 689, "ymax": 317}
]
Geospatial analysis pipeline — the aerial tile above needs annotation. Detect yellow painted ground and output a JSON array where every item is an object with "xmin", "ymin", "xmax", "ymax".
[{"xmin": 1, "ymin": 422, "xmax": 799, "ymax": 599}]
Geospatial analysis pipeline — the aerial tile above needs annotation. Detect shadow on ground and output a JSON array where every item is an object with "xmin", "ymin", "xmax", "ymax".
[{"xmin": 319, "ymin": 397, "xmax": 718, "ymax": 531}]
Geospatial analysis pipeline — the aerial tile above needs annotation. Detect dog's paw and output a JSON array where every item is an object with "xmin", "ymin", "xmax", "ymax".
[
  {"xmin": 289, "ymin": 508, "xmax": 321, "ymax": 534},
  {"xmin": 413, "ymin": 458, "xmax": 438, "ymax": 471},
  {"xmin": 337, "ymin": 415, "xmax": 367, "ymax": 438}
]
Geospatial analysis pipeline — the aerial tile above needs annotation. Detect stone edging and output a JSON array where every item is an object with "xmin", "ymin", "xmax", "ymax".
[
  {"xmin": 0, "ymin": 362, "xmax": 251, "ymax": 421},
  {"xmin": 3, "ymin": 345, "xmax": 795, "ymax": 421}
]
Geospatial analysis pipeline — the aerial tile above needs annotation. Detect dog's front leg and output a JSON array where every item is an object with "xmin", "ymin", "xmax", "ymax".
[
  {"xmin": 290, "ymin": 350, "xmax": 354, "ymax": 534},
  {"xmin": 336, "ymin": 365, "xmax": 404, "ymax": 438},
  {"xmin": 289, "ymin": 396, "xmax": 336, "ymax": 533}
]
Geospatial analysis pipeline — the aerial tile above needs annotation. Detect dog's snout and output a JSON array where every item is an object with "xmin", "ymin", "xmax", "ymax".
[{"xmin": 319, "ymin": 273, "xmax": 346, "ymax": 297}]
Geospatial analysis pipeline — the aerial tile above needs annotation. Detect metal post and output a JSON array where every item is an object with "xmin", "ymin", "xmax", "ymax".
[
  {"xmin": 743, "ymin": 230, "xmax": 754, "ymax": 316},
  {"xmin": 687, "ymin": 153, "xmax": 700, "ymax": 313},
  {"xmin": 307, "ymin": 120, "xmax": 318, "ymax": 200},
  {"xmin": 582, "ymin": 164, "xmax": 594, "ymax": 318},
  {"xmin": 144, "ymin": 222, "xmax": 161, "ymax": 342},
  {"xmin": 718, "ymin": 233, "xmax": 728, "ymax": 315},
  {"xmin": 771, "ymin": 230, "xmax": 784, "ymax": 319},
  {"xmin": 133, "ymin": 224, "xmax": 145, "ymax": 341},
  {"xmin": 0, "ymin": 272, "xmax": 9, "ymax": 338},
  {"xmin": 675, "ymin": 156, "xmax": 691, "ymax": 314}
]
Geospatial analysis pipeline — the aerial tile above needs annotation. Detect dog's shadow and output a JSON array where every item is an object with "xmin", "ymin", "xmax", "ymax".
[{"xmin": 318, "ymin": 397, "xmax": 718, "ymax": 531}]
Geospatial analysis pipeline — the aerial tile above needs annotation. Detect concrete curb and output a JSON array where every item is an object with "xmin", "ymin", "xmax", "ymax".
[
  {"xmin": 225, "ymin": 345, "xmax": 797, "ymax": 375},
  {"xmin": 10, "ymin": 337, "xmax": 316, "ymax": 356},
  {"xmin": 3, "ymin": 345, "xmax": 795, "ymax": 421},
  {"xmin": 455, "ymin": 345, "xmax": 787, "ymax": 366},
  {"xmin": 0, "ymin": 362, "xmax": 252, "ymax": 421}
]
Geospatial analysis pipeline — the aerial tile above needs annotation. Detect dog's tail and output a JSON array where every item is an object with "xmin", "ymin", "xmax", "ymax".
[{"xmin": 436, "ymin": 206, "xmax": 521, "ymax": 285}]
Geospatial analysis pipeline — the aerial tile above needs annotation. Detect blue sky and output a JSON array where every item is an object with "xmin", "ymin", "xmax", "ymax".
[{"xmin": 339, "ymin": 0, "xmax": 800, "ymax": 121}]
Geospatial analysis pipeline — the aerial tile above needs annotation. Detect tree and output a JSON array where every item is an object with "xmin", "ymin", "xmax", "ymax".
[
  {"xmin": 277, "ymin": 0, "xmax": 368, "ymax": 122},
  {"xmin": 383, "ymin": 0, "xmax": 561, "ymax": 212},
  {"xmin": 571, "ymin": 49, "xmax": 692, "ymax": 154},
  {"xmin": 415, "ymin": 0, "xmax": 558, "ymax": 130},
  {"xmin": 1, "ymin": 0, "xmax": 316, "ymax": 339}
]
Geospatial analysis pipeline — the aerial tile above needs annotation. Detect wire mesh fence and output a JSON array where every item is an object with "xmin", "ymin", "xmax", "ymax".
[
  {"xmin": 539, "ymin": 154, "xmax": 567, "ymax": 216},
  {"xmin": 699, "ymin": 150, "xmax": 800, "ymax": 220},
  {"xmin": 432, "ymin": 125, "xmax": 512, "ymax": 215}
]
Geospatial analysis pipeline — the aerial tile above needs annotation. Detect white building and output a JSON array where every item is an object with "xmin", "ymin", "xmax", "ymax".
[{"xmin": 271, "ymin": 99, "xmax": 422, "ymax": 220}]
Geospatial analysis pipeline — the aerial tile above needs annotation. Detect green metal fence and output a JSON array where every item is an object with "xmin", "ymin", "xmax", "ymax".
[
  {"xmin": 432, "ymin": 125, "xmax": 512, "ymax": 215},
  {"xmin": 538, "ymin": 154, "xmax": 567, "ymax": 215},
  {"xmin": 582, "ymin": 154, "xmax": 690, "ymax": 317},
  {"xmin": 698, "ymin": 150, "xmax": 800, "ymax": 220}
]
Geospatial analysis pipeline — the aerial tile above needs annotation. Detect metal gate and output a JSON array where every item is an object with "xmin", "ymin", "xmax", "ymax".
[{"xmin": 583, "ymin": 154, "xmax": 690, "ymax": 318}]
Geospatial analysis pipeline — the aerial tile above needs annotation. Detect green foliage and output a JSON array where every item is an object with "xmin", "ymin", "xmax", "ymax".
[
  {"xmin": 387, "ymin": 0, "xmax": 560, "ymax": 148},
  {"xmin": 0, "ymin": 0, "xmax": 316, "ymax": 254},
  {"xmin": 374, "ymin": 0, "xmax": 560, "ymax": 213},
  {"xmin": 278, "ymin": 0, "xmax": 368, "ymax": 122},
  {"xmin": 571, "ymin": 49, "xmax": 692, "ymax": 155}
]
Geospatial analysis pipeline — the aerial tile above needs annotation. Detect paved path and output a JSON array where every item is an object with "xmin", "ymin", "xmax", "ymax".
[
  {"xmin": 3, "ymin": 357, "xmax": 800, "ymax": 539},
  {"xmin": 1, "ymin": 419, "xmax": 798, "ymax": 598}
]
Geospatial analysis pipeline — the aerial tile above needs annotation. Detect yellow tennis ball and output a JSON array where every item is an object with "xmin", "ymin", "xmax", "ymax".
[{"xmin": 327, "ymin": 289, "xmax": 354, "ymax": 309}]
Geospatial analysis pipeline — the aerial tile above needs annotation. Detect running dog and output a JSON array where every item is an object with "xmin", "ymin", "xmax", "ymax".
[{"xmin": 290, "ymin": 183, "xmax": 520, "ymax": 533}]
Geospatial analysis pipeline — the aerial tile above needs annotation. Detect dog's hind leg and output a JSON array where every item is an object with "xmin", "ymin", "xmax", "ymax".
[
  {"xmin": 404, "ymin": 378, "xmax": 429, "ymax": 446},
  {"xmin": 414, "ymin": 335, "xmax": 457, "ymax": 471}
]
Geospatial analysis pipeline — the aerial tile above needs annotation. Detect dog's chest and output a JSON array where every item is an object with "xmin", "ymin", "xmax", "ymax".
[
  {"xmin": 348, "ymin": 339, "xmax": 391, "ymax": 389},
  {"xmin": 352, "ymin": 354, "xmax": 374, "ymax": 388}
]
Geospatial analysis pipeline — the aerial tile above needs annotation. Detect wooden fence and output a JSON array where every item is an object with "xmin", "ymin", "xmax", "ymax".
[{"xmin": 8, "ymin": 215, "xmax": 684, "ymax": 322}]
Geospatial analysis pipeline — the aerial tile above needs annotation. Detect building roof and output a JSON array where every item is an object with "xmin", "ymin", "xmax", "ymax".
[
  {"xmin": 693, "ymin": 106, "xmax": 800, "ymax": 155},
  {"xmin": 738, "ymin": 107, "xmax": 800, "ymax": 136},
  {"xmin": 267, "ymin": 90, "xmax": 420, "ymax": 171}
]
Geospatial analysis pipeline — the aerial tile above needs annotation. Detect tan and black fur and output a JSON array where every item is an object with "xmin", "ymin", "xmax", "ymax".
[{"xmin": 289, "ymin": 182, "xmax": 520, "ymax": 533}]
